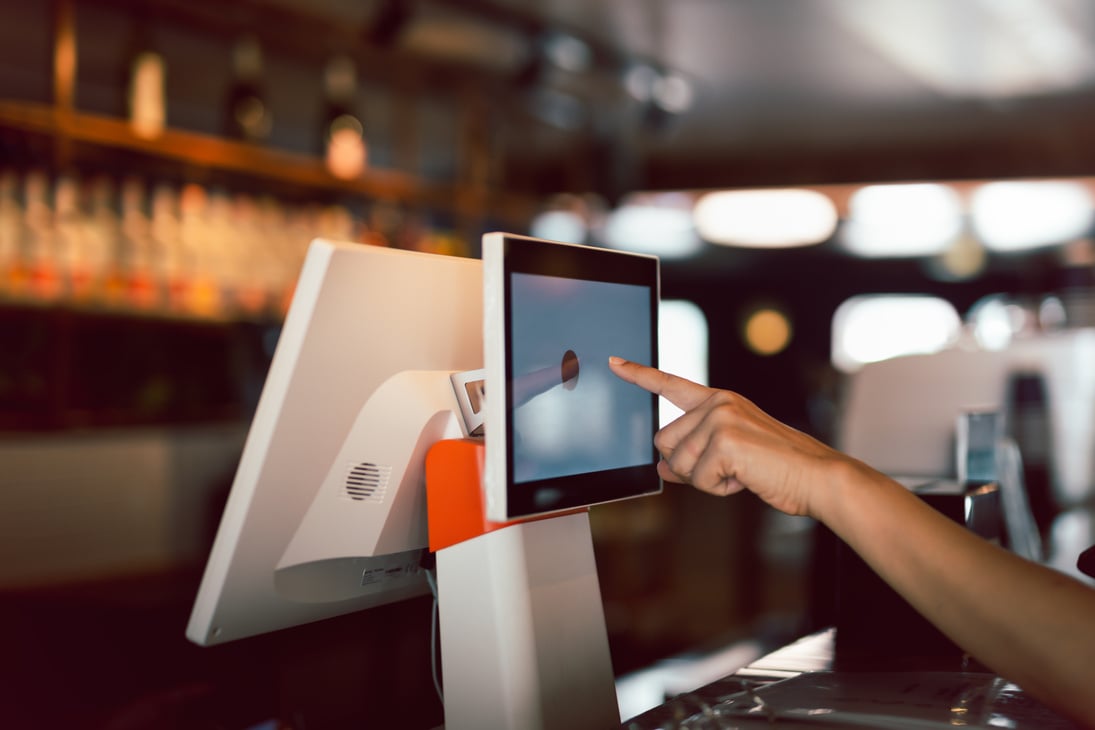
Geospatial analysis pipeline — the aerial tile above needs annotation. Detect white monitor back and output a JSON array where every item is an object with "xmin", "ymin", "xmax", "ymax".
[
  {"xmin": 187, "ymin": 239, "xmax": 482, "ymax": 645},
  {"xmin": 839, "ymin": 329, "xmax": 1095, "ymax": 509}
]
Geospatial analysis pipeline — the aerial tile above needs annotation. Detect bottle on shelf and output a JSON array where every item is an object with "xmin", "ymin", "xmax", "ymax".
[
  {"xmin": 229, "ymin": 193, "xmax": 270, "ymax": 319},
  {"xmin": 205, "ymin": 187, "xmax": 238, "ymax": 317},
  {"xmin": 23, "ymin": 170, "xmax": 62, "ymax": 304},
  {"xmin": 257, "ymin": 195, "xmax": 299, "ymax": 318},
  {"xmin": 0, "ymin": 169, "xmax": 23, "ymax": 301},
  {"xmin": 178, "ymin": 182, "xmax": 221, "ymax": 318},
  {"xmin": 362, "ymin": 199, "xmax": 401, "ymax": 248},
  {"xmin": 273, "ymin": 203, "xmax": 316, "ymax": 317},
  {"xmin": 116, "ymin": 176, "xmax": 162, "ymax": 312},
  {"xmin": 224, "ymin": 35, "xmax": 273, "ymax": 143},
  {"xmin": 150, "ymin": 182, "xmax": 186, "ymax": 316},
  {"xmin": 87, "ymin": 176, "xmax": 124, "ymax": 310},
  {"xmin": 125, "ymin": 22, "xmax": 166, "ymax": 140},
  {"xmin": 320, "ymin": 54, "xmax": 367, "ymax": 180},
  {"xmin": 53, "ymin": 172, "xmax": 96, "ymax": 305}
]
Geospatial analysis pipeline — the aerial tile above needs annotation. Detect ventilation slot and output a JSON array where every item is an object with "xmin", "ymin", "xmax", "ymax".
[{"xmin": 344, "ymin": 462, "xmax": 391, "ymax": 502}]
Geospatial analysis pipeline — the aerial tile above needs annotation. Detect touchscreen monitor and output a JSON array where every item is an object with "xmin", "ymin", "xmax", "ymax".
[{"xmin": 483, "ymin": 233, "xmax": 661, "ymax": 521}]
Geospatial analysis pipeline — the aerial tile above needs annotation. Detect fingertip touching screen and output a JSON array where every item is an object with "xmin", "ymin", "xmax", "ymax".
[{"xmin": 483, "ymin": 233, "xmax": 662, "ymax": 521}]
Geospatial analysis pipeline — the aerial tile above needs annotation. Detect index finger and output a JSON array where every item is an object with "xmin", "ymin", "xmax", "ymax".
[{"xmin": 608, "ymin": 356, "xmax": 712, "ymax": 411}]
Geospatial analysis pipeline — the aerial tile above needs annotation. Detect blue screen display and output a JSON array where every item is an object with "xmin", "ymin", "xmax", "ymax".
[{"xmin": 509, "ymin": 272, "xmax": 654, "ymax": 484}]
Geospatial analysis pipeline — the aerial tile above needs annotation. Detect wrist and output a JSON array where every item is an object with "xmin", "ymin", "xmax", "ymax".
[{"xmin": 807, "ymin": 455, "xmax": 885, "ymax": 529}]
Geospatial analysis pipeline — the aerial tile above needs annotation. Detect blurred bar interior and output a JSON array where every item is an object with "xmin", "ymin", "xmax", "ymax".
[{"xmin": 3, "ymin": 0, "xmax": 1095, "ymax": 727}]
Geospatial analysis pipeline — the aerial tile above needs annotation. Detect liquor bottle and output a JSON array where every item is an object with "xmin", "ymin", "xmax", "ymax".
[
  {"xmin": 53, "ymin": 172, "xmax": 94, "ymax": 305},
  {"xmin": 224, "ymin": 35, "xmax": 272, "ymax": 143},
  {"xmin": 0, "ymin": 169, "xmax": 21, "ymax": 300},
  {"xmin": 178, "ymin": 182, "xmax": 220, "ymax": 318},
  {"xmin": 150, "ymin": 182, "xmax": 185, "ymax": 315},
  {"xmin": 204, "ymin": 187, "xmax": 236, "ymax": 317},
  {"xmin": 23, "ymin": 170, "xmax": 62, "ymax": 304},
  {"xmin": 320, "ymin": 54, "xmax": 366, "ymax": 180},
  {"xmin": 110, "ymin": 177, "xmax": 139, "ymax": 309},
  {"xmin": 229, "ymin": 193, "xmax": 268, "ymax": 318},
  {"xmin": 114, "ymin": 176, "xmax": 161, "ymax": 311},
  {"xmin": 125, "ymin": 24, "xmax": 166, "ymax": 140},
  {"xmin": 258, "ymin": 195, "xmax": 298, "ymax": 319}
]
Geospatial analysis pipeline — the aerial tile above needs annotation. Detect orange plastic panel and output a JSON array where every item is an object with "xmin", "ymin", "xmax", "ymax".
[{"xmin": 425, "ymin": 439, "xmax": 583, "ymax": 552}]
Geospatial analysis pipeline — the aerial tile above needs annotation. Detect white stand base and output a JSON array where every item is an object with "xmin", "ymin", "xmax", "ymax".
[{"xmin": 435, "ymin": 511, "xmax": 619, "ymax": 730}]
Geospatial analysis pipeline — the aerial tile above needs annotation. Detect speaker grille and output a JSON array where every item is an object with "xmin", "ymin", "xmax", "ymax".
[{"xmin": 344, "ymin": 462, "xmax": 391, "ymax": 502}]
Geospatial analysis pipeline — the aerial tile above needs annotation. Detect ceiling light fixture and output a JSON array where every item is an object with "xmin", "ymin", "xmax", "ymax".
[
  {"xmin": 842, "ymin": 183, "xmax": 962, "ymax": 258},
  {"xmin": 693, "ymin": 188, "xmax": 837, "ymax": 248},
  {"xmin": 971, "ymin": 180, "xmax": 1095, "ymax": 252},
  {"xmin": 601, "ymin": 193, "xmax": 702, "ymax": 258}
]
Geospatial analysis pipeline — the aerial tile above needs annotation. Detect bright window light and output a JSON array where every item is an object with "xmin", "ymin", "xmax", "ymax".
[
  {"xmin": 832, "ymin": 295, "xmax": 961, "ymax": 373},
  {"xmin": 841, "ymin": 184, "xmax": 962, "ymax": 257},
  {"xmin": 693, "ymin": 189, "xmax": 837, "ymax": 248},
  {"xmin": 658, "ymin": 299, "xmax": 708, "ymax": 427},
  {"xmin": 602, "ymin": 194, "xmax": 702, "ymax": 259},
  {"xmin": 530, "ymin": 210, "xmax": 587, "ymax": 244},
  {"xmin": 971, "ymin": 181, "xmax": 1095, "ymax": 251}
]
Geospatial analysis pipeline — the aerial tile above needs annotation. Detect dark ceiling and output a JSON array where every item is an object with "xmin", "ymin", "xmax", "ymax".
[{"xmin": 247, "ymin": 0, "xmax": 1095, "ymax": 191}]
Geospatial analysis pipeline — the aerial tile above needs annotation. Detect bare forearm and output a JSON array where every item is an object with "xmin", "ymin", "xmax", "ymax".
[
  {"xmin": 605, "ymin": 357, "xmax": 1095, "ymax": 723},
  {"xmin": 814, "ymin": 459, "xmax": 1095, "ymax": 727}
]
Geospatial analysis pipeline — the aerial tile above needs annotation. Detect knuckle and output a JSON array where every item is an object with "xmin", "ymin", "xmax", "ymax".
[{"xmin": 707, "ymin": 390, "xmax": 743, "ymax": 414}]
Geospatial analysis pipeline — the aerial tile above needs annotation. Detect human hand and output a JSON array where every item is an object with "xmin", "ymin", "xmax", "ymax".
[{"xmin": 609, "ymin": 356, "xmax": 853, "ymax": 518}]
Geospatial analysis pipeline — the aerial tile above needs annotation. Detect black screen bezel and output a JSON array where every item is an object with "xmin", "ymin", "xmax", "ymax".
[{"xmin": 500, "ymin": 235, "xmax": 661, "ymax": 518}]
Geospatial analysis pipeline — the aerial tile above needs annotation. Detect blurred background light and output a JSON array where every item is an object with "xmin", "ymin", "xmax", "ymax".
[
  {"xmin": 693, "ymin": 188, "xmax": 837, "ymax": 248},
  {"xmin": 1039, "ymin": 295, "xmax": 1068, "ymax": 331},
  {"xmin": 528, "ymin": 88, "xmax": 587, "ymax": 130},
  {"xmin": 623, "ymin": 63, "xmax": 659, "ymax": 102},
  {"xmin": 925, "ymin": 232, "xmax": 988, "ymax": 281},
  {"xmin": 652, "ymin": 72, "xmax": 694, "ymax": 114},
  {"xmin": 530, "ymin": 209, "xmax": 587, "ymax": 244},
  {"xmin": 543, "ymin": 31, "xmax": 592, "ymax": 73},
  {"xmin": 971, "ymin": 180, "xmax": 1095, "ymax": 251},
  {"xmin": 601, "ymin": 194, "xmax": 702, "ymax": 258},
  {"xmin": 841, "ymin": 183, "xmax": 962, "ymax": 257},
  {"xmin": 658, "ymin": 299, "xmax": 709, "ymax": 428},
  {"xmin": 967, "ymin": 294, "xmax": 1032, "ymax": 350},
  {"xmin": 742, "ymin": 306, "xmax": 793, "ymax": 356},
  {"xmin": 831, "ymin": 294, "xmax": 961, "ymax": 372}
]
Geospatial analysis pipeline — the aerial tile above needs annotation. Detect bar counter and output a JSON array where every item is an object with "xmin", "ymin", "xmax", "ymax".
[{"xmin": 623, "ymin": 628, "xmax": 1074, "ymax": 729}]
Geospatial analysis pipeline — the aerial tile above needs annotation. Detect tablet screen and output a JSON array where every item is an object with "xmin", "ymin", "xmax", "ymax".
[{"xmin": 484, "ymin": 233, "xmax": 662, "ymax": 521}]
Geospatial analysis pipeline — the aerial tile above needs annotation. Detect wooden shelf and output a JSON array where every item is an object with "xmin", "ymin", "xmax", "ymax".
[{"xmin": 0, "ymin": 98, "xmax": 536, "ymax": 223}]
